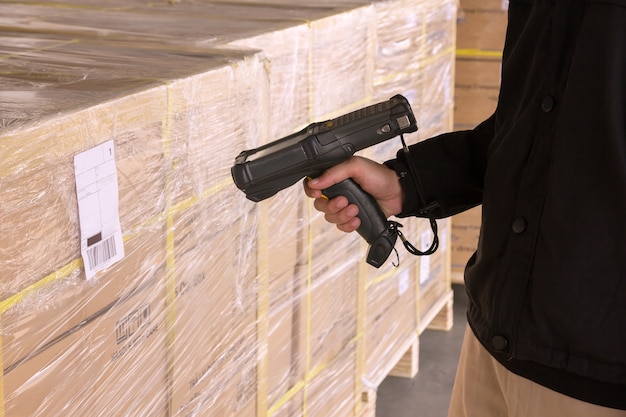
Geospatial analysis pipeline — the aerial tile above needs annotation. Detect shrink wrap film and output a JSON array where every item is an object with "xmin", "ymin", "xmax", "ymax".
[
  {"xmin": 0, "ymin": 1, "xmax": 456, "ymax": 415},
  {"xmin": 0, "ymin": 34, "xmax": 267, "ymax": 416},
  {"xmin": 0, "ymin": 36, "xmax": 262, "ymax": 294},
  {"xmin": 372, "ymin": 0, "xmax": 457, "ymax": 141}
]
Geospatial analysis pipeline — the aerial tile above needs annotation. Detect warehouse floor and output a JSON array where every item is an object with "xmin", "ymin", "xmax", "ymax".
[{"xmin": 376, "ymin": 284, "xmax": 469, "ymax": 417}]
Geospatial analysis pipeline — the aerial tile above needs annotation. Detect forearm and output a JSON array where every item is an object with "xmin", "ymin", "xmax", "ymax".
[{"xmin": 385, "ymin": 115, "xmax": 495, "ymax": 219}]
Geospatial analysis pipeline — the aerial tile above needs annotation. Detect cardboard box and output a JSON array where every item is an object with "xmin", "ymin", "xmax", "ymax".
[
  {"xmin": 3, "ymin": 273, "xmax": 169, "ymax": 417},
  {"xmin": 372, "ymin": 0, "xmax": 456, "ymax": 142},
  {"xmin": 0, "ymin": 37, "xmax": 263, "ymax": 297},
  {"xmin": 164, "ymin": 50, "xmax": 268, "ymax": 208},
  {"xmin": 457, "ymin": 0, "xmax": 508, "ymax": 51},
  {"xmin": 452, "ymin": 1, "xmax": 503, "ymax": 277},
  {"xmin": 268, "ymin": 387, "xmax": 305, "ymax": 417},
  {"xmin": 417, "ymin": 217, "xmax": 451, "ymax": 331},
  {"xmin": 265, "ymin": 269, "xmax": 297, "ymax": 406},
  {"xmin": 372, "ymin": 0, "xmax": 428, "ymax": 79},
  {"xmin": 454, "ymin": 57, "xmax": 502, "ymax": 130},
  {"xmin": 256, "ymin": 189, "xmax": 301, "ymax": 408},
  {"xmin": 272, "ymin": 345, "xmax": 359, "ymax": 417},
  {"xmin": 0, "ymin": 3, "xmax": 461, "ymax": 417},
  {"xmin": 0, "ymin": 81, "xmax": 168, "ymax": 297},
  {"xmin": 417, "ymin": 51, "xmax": 456, "ymax": 139},
  {"xmin": 293, "ymin": 208, "xmax": 360, "ymax": 382},
  {"xmin": 422, "ymin": 0, "xmax": 457, "ymax": 60},
  {"xmin": 363, "ymin": 264, "xmax": 417, "ymax": 385},
  {"xmin": 450, "ymin": 205, "xmax": 482, "ymax": 281},
  {"xmin": 301, "ymin": 245, "xmax": 359, "ymax": 376},
  {"xmin": 169, "ymin": 200, "xmax": 258, "ymax": 417},
  {"xmin": 305, "ymin": 345, "xmax": 358, "ymax": 417},
  {"xmin": 1, "ymin": 226, "xmax": 166, "ymax": 372},
  {"xmin": 1, "ymin": 1, "xmax": 375, "ymax": 140},
  {"xmin": 308, "ymin": 5, "xmax": 376, "ymax": 120}
]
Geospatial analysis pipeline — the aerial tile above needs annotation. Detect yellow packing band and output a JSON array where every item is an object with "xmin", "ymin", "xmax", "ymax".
[
  {"xmin": 161, "ymin": 81, "xmax": 179, "ymax": 417},
  {"xmin": 306, "ymin": 19, "xmax": 315, "ymax": 127},
  {"xmin": 165, "ymin": 207, "xmax": 177, "ymax": 411},
  {"xmin": 0, "ymin": 176, "xmax": 232, "ymax": 318},
  {"xmin": 257, "ymin": 201, "xmax": 270, "ymax": 417},
  {"xmin": 0, "ymin": 173, "xmax": 232, "ymax": 318},
  {"xmin": 0, "ymin": 258, "xmax": 79, "ymax": 417},
  {"xmin": 303, "ymin": 199, "xmax": 314, "ymax": 417},
  {"xmin": 0, "ymin": 258, "xmax": 82, "ymax": 316},
  {"xmin": 415, "ymin": 262, "xmax": 422, "ymax": 333},
  {"xmin": 268, "ymin": 380, "xmax": 306, "ymax": 416},
  {"xmin": 366, "ymin": 267, "xmax": 401, "ymax": 290},
  {"xmin": 354, "ymin": 246, "xmax": 368, "ymax": 415},
  {"xmin": 456, "ymin": 48, "xmax": 503, "ymax": 59},
  {"xmin": 0, "ymin": 338, "xmax": 3, "ymax": 417}
]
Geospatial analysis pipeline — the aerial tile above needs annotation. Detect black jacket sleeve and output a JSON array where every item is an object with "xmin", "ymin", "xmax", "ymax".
[{"xmin": 384, "ymin": 113, "xmax": 495, "ymax": 219}]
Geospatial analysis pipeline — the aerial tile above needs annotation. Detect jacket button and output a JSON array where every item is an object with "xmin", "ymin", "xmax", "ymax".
[
  {"xmin": 512, "ymin": 217, "xmax": 527, "ymax": 233},
  {"xmin": 541, "ymin": 95, "xmax": 555, "ymax": 112},
  {"xmin": 491, "ymin": 335, "xmax": 509, "ymax": 352}
]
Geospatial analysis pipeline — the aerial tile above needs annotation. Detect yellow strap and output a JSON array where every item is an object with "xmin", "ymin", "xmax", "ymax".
[
  {"xmin": 160, "ymin": 80, "xmax": 177, "ymax": 415},
  {"xmin": 0, "ymin": 258, "xmax": 82, "ymax": 315},
  {"xmin": 456, "ymin": 48, "xmax": 503, "ymax": 58},
  {"xmin": 0, "ymin": 336, "xmax": 4, "ymax": 417},
  {"xmin": 354, "ymin": 246, "xmax": 368, "ymax": 415},
  {"xmin": 256, "ymin": 202, "xmax": 270, "ymax": 417},
  {"xmin": 303, "ymin": 199, "xmax": 314, "ymax": 417}
]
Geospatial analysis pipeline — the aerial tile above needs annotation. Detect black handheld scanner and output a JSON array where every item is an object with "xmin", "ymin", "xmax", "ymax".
[{"xmin": 231, "ymin": 94, "xmax": 418, "ymax": 267}]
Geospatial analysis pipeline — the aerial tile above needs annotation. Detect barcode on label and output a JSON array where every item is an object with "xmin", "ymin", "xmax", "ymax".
[{"xmin": 87, "ymin": 235, "xmax": 117, "ymax": 270}]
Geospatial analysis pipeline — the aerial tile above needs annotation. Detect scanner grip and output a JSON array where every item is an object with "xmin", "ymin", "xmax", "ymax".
[{"xmin": 323, "ymin": 179, "xmax": 397, "ymax": 268}]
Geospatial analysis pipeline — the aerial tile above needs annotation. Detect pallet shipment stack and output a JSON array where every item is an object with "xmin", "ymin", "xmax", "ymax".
[
  {"xmin": 449, "ymin": 0, "xmax": 509, "ymax": 283},
  {"xmin": 0, "ymin": 1, "xmax": 456, "ymax": 415}
]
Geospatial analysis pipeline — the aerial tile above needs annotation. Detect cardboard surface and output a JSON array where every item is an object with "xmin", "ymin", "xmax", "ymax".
[{"xmin": 3, "ymin": 274, "xmax": 169, "ymax": 417}]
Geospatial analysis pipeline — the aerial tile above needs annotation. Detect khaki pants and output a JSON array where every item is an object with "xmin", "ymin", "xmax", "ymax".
[{"xmin": 448, "ymin": 325, "xmax": 626, "ymax": 417}]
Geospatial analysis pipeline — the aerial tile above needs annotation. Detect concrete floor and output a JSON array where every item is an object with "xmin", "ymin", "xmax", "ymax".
[{"xmin": 376, "ymin": 284, "xmax": 469, "ymax": 417}]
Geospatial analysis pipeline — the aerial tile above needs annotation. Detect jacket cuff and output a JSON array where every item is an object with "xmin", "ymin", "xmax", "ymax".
[{"xmin": 384, "ymin": 155, "xmax": 424, "ymax": 218}]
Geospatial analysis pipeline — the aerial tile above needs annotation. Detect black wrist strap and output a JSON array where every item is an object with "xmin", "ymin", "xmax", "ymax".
[{"xmin": 396, "ymin": 134, "xmax": 440, "ymax": 256}]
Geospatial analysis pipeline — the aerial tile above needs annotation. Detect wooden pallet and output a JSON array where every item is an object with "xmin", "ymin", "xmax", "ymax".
[
  {"xmin": 420, "ymin": 289, "xmax": 454, "ymax": 333},
  {"xmin": 357, "ymin": 334, "xmax": 418, "ymax": 417},
  {"xmin": 387, "ymin": 334, "xmax": 419, "ymax": 380},
  {"xmin": 368, "ymin": 331, "xmax": 420, "ymax": 389},
  {"xmin": 357, "ymin": 389, "xmax": 377, "ymax": 417}
]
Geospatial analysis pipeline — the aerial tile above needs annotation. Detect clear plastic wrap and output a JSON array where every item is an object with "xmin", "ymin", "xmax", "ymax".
[{"xmin": 0, "ymin": 1, "xmax": 457, "ymax": 415}]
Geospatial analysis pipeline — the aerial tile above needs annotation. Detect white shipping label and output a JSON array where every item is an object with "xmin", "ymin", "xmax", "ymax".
[
  {"xmin": 398, "ymin": 268, "xmax": 410, "ymax": 297},
  {"xmin": 74, "ymin": 140, "xmax": 125, "ymax": 280},
  {"xmin": 440, "ymin": 223, "xmax": 448, "ymax": 253},
  {"xmin": 419, "ymin": 231, "xmax": 432, "ymax": 285}
]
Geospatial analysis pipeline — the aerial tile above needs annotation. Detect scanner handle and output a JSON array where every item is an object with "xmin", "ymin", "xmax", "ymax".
[{"xmin": 323, "ymin": 179, "xmax": 397, "ymax": 268}]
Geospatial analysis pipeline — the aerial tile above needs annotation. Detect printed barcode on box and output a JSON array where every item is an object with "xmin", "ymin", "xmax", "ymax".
[{"xmin": 87, "ymin": 235, "xmax": 117, "ymax": 271}]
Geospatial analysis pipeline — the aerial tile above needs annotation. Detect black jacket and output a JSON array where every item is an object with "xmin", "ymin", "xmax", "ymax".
[{"xmin": 386, "ymin": 0, "xmax": 626, "ymax": 409}]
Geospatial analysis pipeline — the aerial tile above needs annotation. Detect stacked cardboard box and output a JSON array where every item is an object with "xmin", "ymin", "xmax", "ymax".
[
  {"xmin": 454, "ymin": 0, "xmax": 508, "ymax": 130},
  {"xmin": 0, "ymin": 34, "xmax": 267, "ymax": 417},
  {"xmin": 362, "ymin": 0, "xmax": 456, "ymax": 387},
  {"xmin": 450, "ymin": 0, "xmax": 508, "ymax": 283},
  {"xmin": 0, "ymin": 1, "xmax": 457, "ymax": 415}
]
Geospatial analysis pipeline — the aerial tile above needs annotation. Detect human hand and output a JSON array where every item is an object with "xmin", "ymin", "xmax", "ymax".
[{"xmin": 302, "ymin": 156, "xmax": 403, "ymax": 233}]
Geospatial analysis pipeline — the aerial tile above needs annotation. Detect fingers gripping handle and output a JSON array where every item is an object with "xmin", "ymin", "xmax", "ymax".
[{"xmin": 323, "ymin": 179, "xmax": 398, "ymax": 268}]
